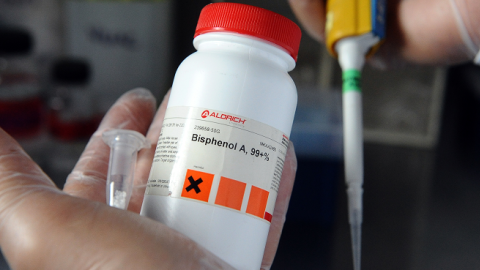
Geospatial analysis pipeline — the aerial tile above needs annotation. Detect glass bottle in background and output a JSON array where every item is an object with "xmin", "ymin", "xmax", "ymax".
[
  {"xmin": 0, "ymin": 26, "xmax": 48, "ymax": 167},
  {"xmin": 46, "ymin": 57, "xmax": 100, "ymax": 188},
  {"xmin": 0, "ymin": 0, "xmax": 63, "ymax": 86},
  {"xmin": 64, "ymin": 0, "xmax": 173, "ymax": 114}
]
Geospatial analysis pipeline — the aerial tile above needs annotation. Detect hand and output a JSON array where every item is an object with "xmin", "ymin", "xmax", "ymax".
[
  {"xmin": 0, "ymin": 88, "xmax": 298, "ymax": 270},
  {"xmin": 288, "ymin": 0, "xmax": 480, "ymax": 67}
]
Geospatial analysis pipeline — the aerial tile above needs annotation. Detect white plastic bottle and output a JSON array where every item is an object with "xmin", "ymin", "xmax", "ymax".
[{"xmin": 140, "ymin": 3, "xmax": 301, "ymax": 269}]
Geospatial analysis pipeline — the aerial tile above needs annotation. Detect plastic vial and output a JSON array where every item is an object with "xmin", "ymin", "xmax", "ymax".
[{"xmin": 140, "ymin": 3, "xmax": 301, "ymax": 269}]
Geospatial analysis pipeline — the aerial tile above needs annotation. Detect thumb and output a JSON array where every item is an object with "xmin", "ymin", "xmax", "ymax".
[{"xmin": 0, "ymin": 127, "xmax": 61, "ymax": 268}]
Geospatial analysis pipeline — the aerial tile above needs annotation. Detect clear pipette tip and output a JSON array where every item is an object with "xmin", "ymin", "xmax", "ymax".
[
  {"xmin": 102, "ymin": 129, "xmax": 150, "ymax": 210},
  {"xmin": 350, "ymin": 209, "xmax": 362, "ymax": 270},
  {"xmin": 347, "ymin": 184, "xmax": 363, "ymax": 270}
]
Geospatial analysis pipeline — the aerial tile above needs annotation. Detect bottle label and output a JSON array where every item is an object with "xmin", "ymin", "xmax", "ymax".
[{"xmin": 145, "ymin": 106, "xmax": 289, "ymax": 223}]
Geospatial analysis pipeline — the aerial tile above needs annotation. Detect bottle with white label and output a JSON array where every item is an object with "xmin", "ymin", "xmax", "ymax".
[{"xmin": 140, "ymin": 3, "xmax": 301, "ymax": 269}]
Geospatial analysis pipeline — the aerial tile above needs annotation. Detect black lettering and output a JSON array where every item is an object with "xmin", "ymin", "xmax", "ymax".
[
  {"xmin": 239, "ymin": 145, "xmax": 246, "ymax": 154},
  {"xmin": 192, "ymin": 134, "xmax": 239, "ymax": 151}
]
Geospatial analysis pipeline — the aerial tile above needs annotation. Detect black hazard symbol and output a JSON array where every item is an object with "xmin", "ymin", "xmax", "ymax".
[
  {"xmin": 185, "ymin": 176, "xmax": 203, "ymax": 194},
  {"xmin": 181, "ymin": 169, "xmax": 214, "ymax": 202}
]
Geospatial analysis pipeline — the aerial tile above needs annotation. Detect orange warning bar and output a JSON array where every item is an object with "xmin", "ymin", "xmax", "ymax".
[
  {"xmin": 246, "ymin": 186, "xmax": 269, "ymax": 219},
  {"xmin": 181, "ymin": 169, "xmax": 214, "ymax": 202},
  {"xmin": 215, "ymin": 177, "xmax": 246, "ymax": 211}
]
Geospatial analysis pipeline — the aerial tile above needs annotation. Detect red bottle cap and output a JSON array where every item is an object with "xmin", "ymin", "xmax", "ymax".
[{"xmin": 195, "ymin": 3, "xmax": 302, "ymax": 61}]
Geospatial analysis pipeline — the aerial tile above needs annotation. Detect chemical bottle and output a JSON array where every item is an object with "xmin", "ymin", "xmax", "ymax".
[
  {"xmin": 46, "ymin": 57, "xmax": 100, "ymax": 188},
  {"xmin": 0, "ymin": 26, "xmax": 47, "ymax": 166},
  {"xmin": 140, "ymin": 3, "xmax": 301, "ymax": 269},
  {"xmin": 47, "ymin": 57, "xmax": 98, "ymax": 141}
]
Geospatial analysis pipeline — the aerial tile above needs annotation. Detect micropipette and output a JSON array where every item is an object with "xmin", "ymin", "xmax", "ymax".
[
  {"xmin": 102, "ymin": 129, "xmax": 150, "ymax": 210},
  {"xmin": 325, "ymin": 0, "xmax": 386, "ymax": 269}
]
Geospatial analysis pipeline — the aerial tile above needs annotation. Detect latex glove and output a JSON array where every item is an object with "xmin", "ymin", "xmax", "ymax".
[
  {"xmin": 0, "ymin": 88, "xmax": 297, "ymax": 270},
  {"xmin": 288, "ymin": 0, "xmax": 480, "ymax": 67}
]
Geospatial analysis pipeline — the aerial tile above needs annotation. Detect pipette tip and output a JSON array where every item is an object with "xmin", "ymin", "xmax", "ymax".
[{"xmin": 350, "ymin": 209, "xmax": 362, "ymax": 270}]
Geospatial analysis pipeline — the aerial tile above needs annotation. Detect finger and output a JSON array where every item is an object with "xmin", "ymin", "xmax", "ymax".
[
  {"xmin": 0, "ymin": 128, "xmax": 58, "ymax": 204},
  {"xmin": 0, "ymin": 128, "xmax": 59, "ymax": 225},
  {"xmin": 261, "ymin": 141, "xmax": 297, "ymax": 270},
  {"xmin": 369, "ymin": 0, "xmax": 478, "ymax": 68},
  {"xmin": 396, "ymin": 0, "xmax": 474, "ymax": 65},
  {"xmin": 288, "ymin": 0, "xmax": 327, "ymax": 42},
  {"xmin": 129, "ymin": 90, "xmax": 171, "ymax": 212},
  {"xmin": 63, "ymin": 88, "xmax": 157, "ymax": 204},
  {"xmin": 0, "ymin": 127, "xmax": 62, "ymax": 265}
]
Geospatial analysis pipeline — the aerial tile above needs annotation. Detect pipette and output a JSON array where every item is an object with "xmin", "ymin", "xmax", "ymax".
[
  {"xmin": 102, "ymin": 129, "xmax": 150, "ymax": 210},
  {"xmin": 325, "ymin": 1, "xmax": 386, "ymax": 269},
  {"xmin": 336, "ymin": 34, "xmax": 378, "ymax": 270}
]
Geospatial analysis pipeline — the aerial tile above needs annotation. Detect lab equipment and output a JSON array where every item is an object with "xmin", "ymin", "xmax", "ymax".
[
  {"xmin": 48, "ymin": 57, "xmax": 97, "ymax": 141},
  {"xmin": 103, "ymin": 129, "xmax": 150, "ymax": 210},
  {"xmin": 325, "ymin": 0, "xmax": 386, "ymax": 269},
  {"xmin": 47, "ymin": 57, "xmax": 97, "ymax": 188},
  {"xmin": 140, "ymin": 3, "xmax": 301, "ymax": 269},
  {"xmin": 0, "ymin": 27, "xmax": 49, "ymax": 167},
  {"xmin": 0, "ymin": 27, "xmax": 40, "ymax": 139}
]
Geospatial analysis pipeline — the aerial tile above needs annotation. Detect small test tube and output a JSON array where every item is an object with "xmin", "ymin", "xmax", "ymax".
[{"xmin": 102, "ymin": 129, "xmax": 150, "ymax": 210}]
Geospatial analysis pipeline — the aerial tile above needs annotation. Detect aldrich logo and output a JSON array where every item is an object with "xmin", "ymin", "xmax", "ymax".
[
  {"xmin": 201, "ymin": 110, "xmax": 210, "ymax": 118},
  {"xmin": 201, "ymin": 110, "xmax": 246, "ymax": 124}
]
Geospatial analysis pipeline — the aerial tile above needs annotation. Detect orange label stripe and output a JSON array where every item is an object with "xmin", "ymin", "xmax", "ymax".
[
  {"xmin": 181, "ymin": 170, "xmax": 271, "ymax": 222},
  {"xmin": 246, "ymin": 186, "xmax": 269, "ymax": 219},
  {"xmin": 215, "ymin": 177, "xmax": 246, "ymax": 211}
]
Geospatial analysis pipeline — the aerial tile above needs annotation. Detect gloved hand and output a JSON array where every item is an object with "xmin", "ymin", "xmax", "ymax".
[
  {"xmin": 0, "ymin": 88, "xmax": 297, "ymax": 270},
  {"xmin": 288, "ymin": 0, "xmax": 480, "ymax": 67}
]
